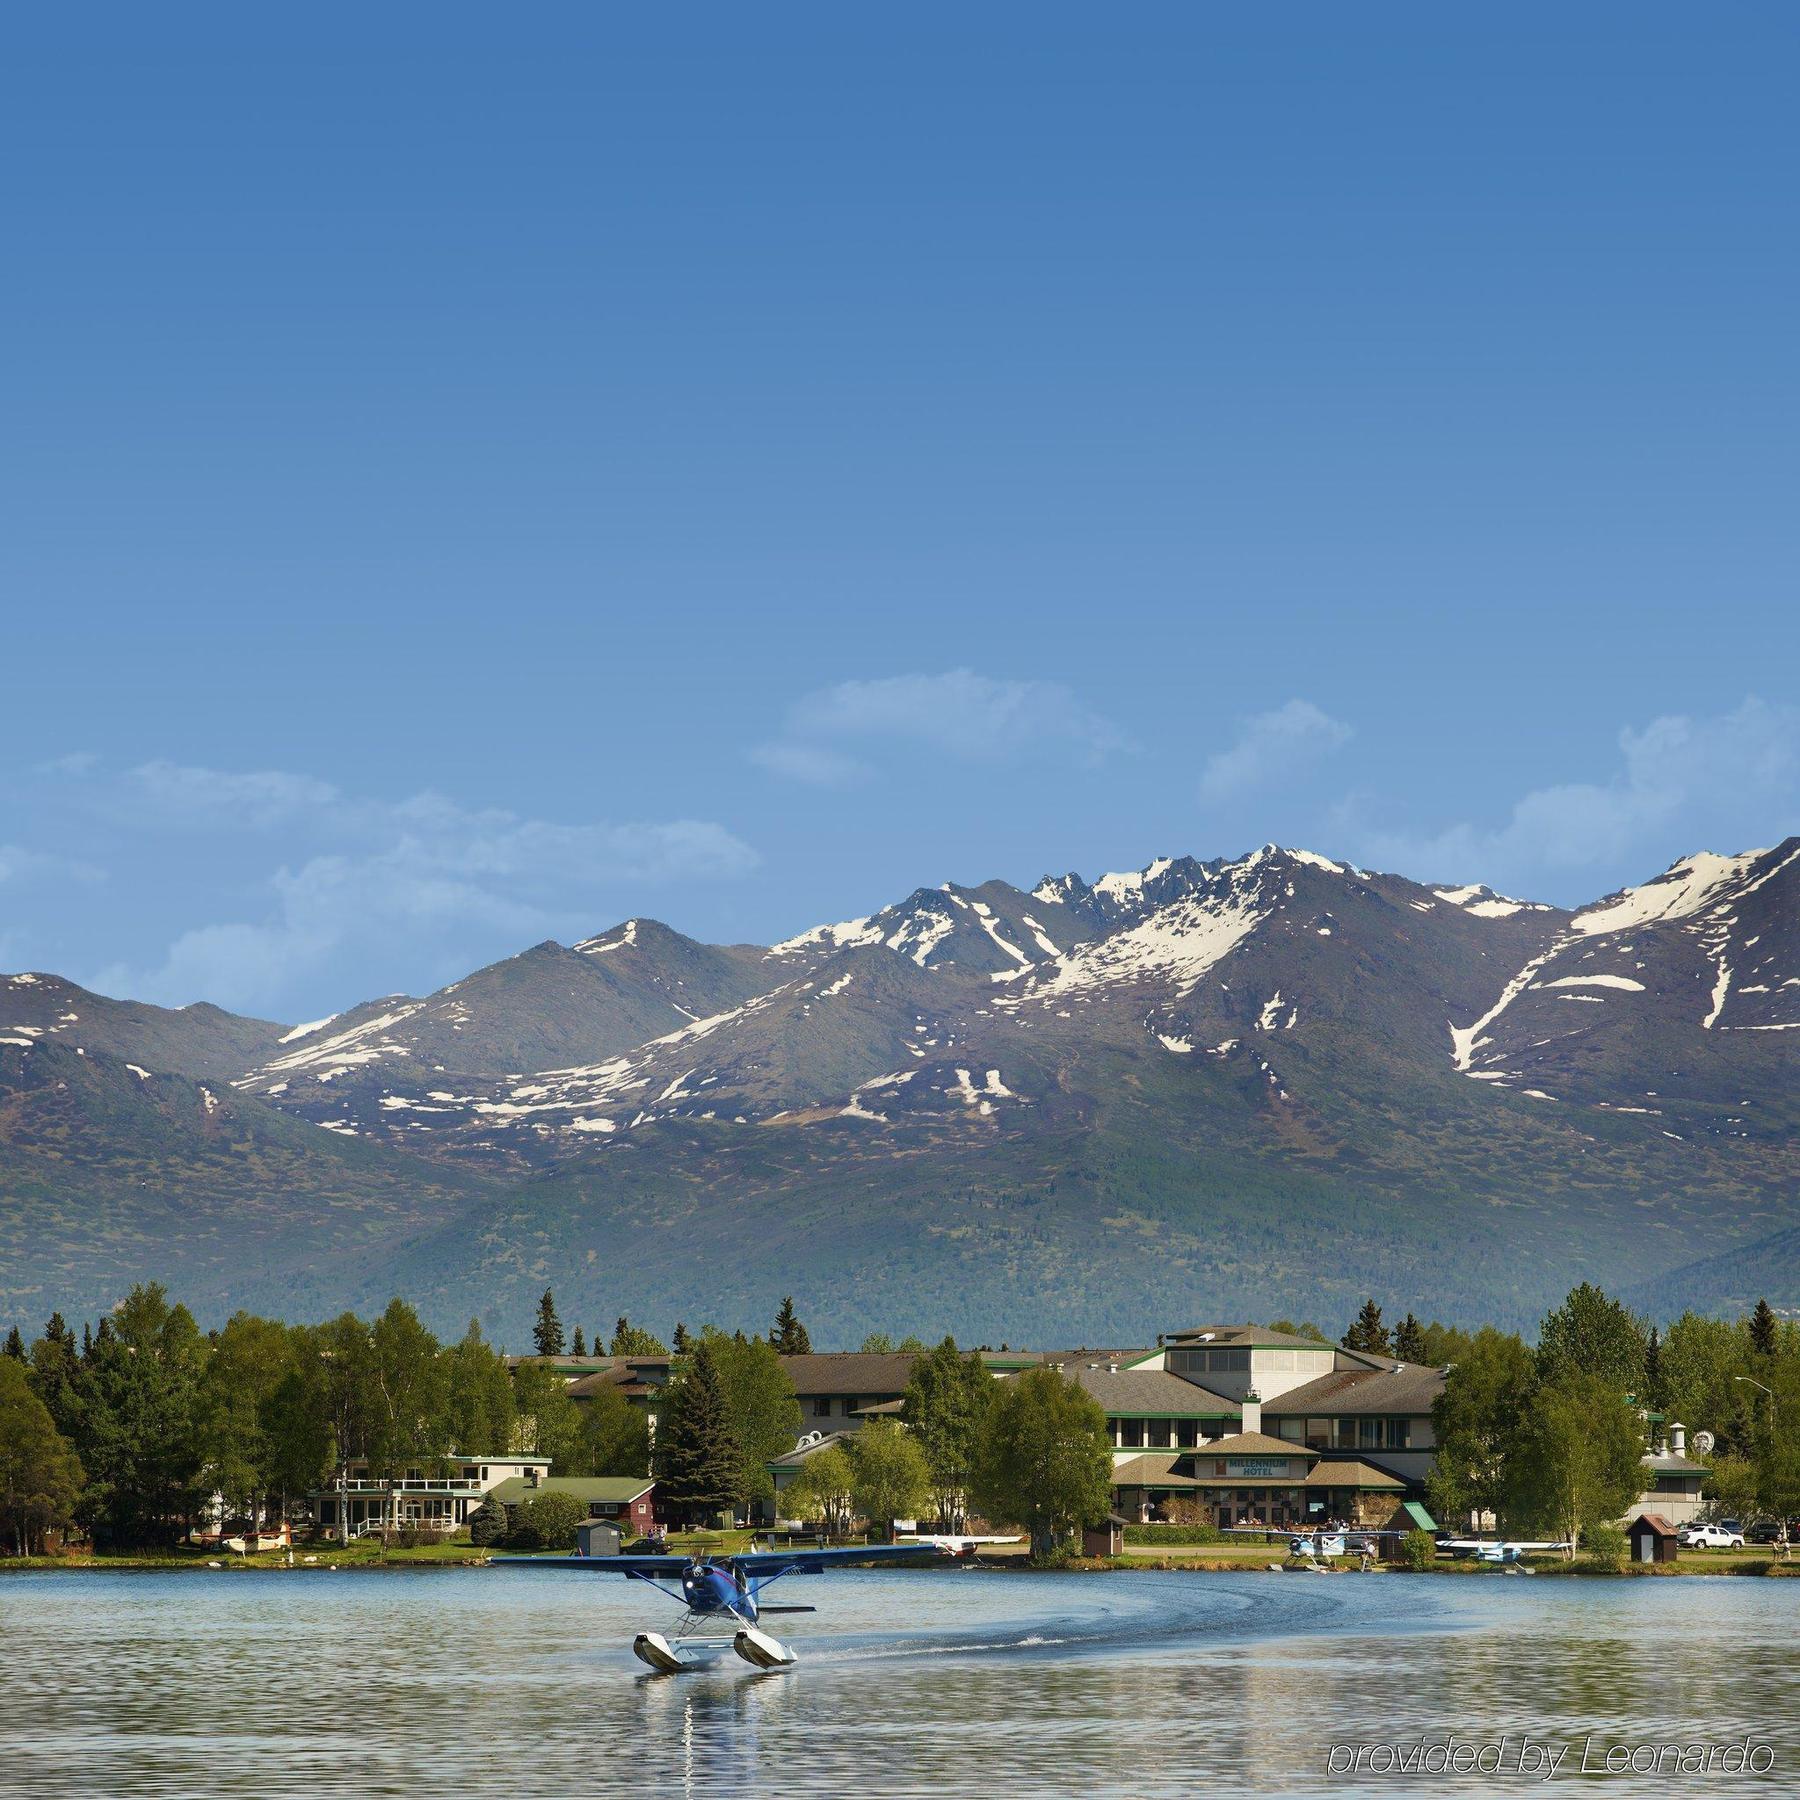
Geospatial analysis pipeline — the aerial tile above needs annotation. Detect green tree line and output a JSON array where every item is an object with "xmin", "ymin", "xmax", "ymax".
[
  {"xmin": 0, "ymin": 1285, "xmax": 650, "ymax": 1551},
  {"xmin": 1427, "ymin": 1285, "xmax": 1800, "ymax": 1550}
]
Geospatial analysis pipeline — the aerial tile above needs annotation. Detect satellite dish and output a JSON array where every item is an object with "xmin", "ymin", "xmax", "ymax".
[{"xmin": 1693, "ymin": 1430, "xmax": 1716, "ymax": 1455}]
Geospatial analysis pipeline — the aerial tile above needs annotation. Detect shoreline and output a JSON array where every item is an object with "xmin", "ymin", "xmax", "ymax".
[{"xmin": 5, "ymin": 1549, "xmax": 1793, "ymax": 1579}]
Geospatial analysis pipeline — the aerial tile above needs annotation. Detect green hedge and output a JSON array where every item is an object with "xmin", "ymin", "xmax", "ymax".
[{"xmin": 1122, "ymin": 1523, "xmax": 1228, "ymax": 1545}]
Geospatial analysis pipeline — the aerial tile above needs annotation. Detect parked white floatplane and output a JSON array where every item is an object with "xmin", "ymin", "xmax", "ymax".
[
  {"xmin": 1439, "ymin": 1537, "xmax": 1570, "ymax": 1566},
  {"xmin": 493, "ymin": 1542, "xmax": 952, "ymax": 1671},
  {"xmin": 896, "ymin": 1533, "xmax": 1023, "ymax": 1558}
]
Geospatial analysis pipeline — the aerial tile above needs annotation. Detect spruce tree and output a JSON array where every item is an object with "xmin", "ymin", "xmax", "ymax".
[
  {"xmin": 1643, "ymin": 1325, "xmax": 1668, "ymax": 1412},
  {"xmin": 1536, "ymin": 1283, "xmax": 1645, "ymax": 1392},
  {"xmin": 1393, "ymin": 1313, "xmax": 1426, "ymax": 1364},
  {"xmin": 467, "ymin": 1495, "xmax": 509, "ymax": 1547},
  {"xmin": 672, "ymin": 1322, "xmax": 693, "ymax": 1355},
  {"xmin": 1750, "ymin": 1298, "xmax": 1778, "ymax": 1358},
  {"xmin": 610, "ymin": 1317, "xmax": 668, "ymax": 1356},
  {"xmin": 532, "ymin": 1290, "xmax": 565, "ymax": 1358},
  {"xmin": 770, "ymin": 1297, "xmax": 812, "ymax": 1355},
  {"xmin": 571, "ymin": 1327, "xmax": 586, "ymax": 1357},
  {"xmin": 653, "ymin": 1340, "xmax": 746, "ymax": 1525},
  {"xmin": 1342, "ymin": 1300, "xmax": 1390, "ymax": 1355},
  {"xmin": 3, "ymin": 1326, "xmax": 22, "ymax": 1359}
]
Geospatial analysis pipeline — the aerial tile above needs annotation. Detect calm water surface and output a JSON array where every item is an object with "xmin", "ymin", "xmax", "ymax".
[{"xmin": 2, "ymin": 1566, "xmax": 1795, "ymax": 1797}]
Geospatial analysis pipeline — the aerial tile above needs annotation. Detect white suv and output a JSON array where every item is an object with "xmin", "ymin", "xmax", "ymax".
[{"xmin": 1680, "ymin": 1523, "xmax": 1745, "ymax": 1549}]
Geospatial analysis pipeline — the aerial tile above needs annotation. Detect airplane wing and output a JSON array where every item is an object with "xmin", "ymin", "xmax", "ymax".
[
  {"xmin": 731, "ymin": 1543, "xmax": 954, "ymax": 1576},
  {"xmin": 489, "ymin": 1554, "xmax": 689, "ymax": 1575}
]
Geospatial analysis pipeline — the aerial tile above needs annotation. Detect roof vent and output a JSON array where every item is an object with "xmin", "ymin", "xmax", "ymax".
[
  {"xmin": 1392, "ymin": 1363, "xmax": 1404, "ymax": 1374},
  {"xmin": 1107, "ymin": 1363, "xmax": 1119, "ymax": 1374},
  {"xmin": 1197, "ymin": 1331, "xmax": 1216, "ymax": 1342}
]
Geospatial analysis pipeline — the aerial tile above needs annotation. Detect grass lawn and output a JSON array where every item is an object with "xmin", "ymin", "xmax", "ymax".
[{"xmin": 3, "ymin": 1538, "xmax": 489, "ymax": 1572}]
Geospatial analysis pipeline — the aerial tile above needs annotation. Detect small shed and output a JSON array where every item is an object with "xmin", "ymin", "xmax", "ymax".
[
  {"xmin": 1380, "ymin": 1500, "xmax": 1437, "ymax": 1561},
  {"xmin": 1082, "ymin": 1514, "xmax": 1128, "ymax": 1557},
  {"xmin": 576, "ymin": 1519, "xmax": 623, "ymax": 1558},
  {"xmin": 1626, "ymin": 1513, "xmax": 1679, "ymax": 1565}
]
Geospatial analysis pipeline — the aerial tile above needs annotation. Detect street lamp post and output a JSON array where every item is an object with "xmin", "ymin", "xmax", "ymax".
[{"xmin": 1733, "ymin": 1376, "xmax": 1785, "ymax": 1561}]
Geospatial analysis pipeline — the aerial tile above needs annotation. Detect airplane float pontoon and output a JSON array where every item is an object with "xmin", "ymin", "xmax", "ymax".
[{"xmin": 494, "ymin": 1542, "xmax": 951, "ymax": 1671}]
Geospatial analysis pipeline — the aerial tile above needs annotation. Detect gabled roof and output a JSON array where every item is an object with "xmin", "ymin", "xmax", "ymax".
[
  {"xmin": 778, "ymin": 1352, "xmax": 919, "ymax": 1394},
  {"xmin": 566, "ymin": 1366, "xmax": 659, "ymax": 1400},
  {"xmin": 1045, "ymin": 1365, "xmax": 1239, "ymax": 1415},
  {"xmin": 1303, "ymin": 1460, "xmax": 1403, "ymax": 1490},
  {"xmin": 1641, "ymin": 1451, "xmax": 1709, "ymax": 1475},
  {"xmin": 776, "ymin": 1350, "xmax": 1024, "ymax": 1393},
  {"xmin": 488, "ymin": 1475, "xmax": 654, "ymax": 1506},
  {"xmin": 1110, "ymin": 1453, "xmax": 1208, "ymax": 1489},
  {"xmin": 768, "ymin": 1430, "xmax": 857, "ymax": 1470},
  {"xmin": 1194, "ymin": 1431, "xmax": 1306, "ymax": 1458},
  {"xmin": 1264, "ymin": 1363, "xmax": 1445, "ymax": 1415},
  {"xmin": 1163, "ymin": 1325, "xmax": 1335, "ymax": 1350},
  {"xmin": 1631, "ymin": 1513, "xmax": 1678, "ymax": 1536}
]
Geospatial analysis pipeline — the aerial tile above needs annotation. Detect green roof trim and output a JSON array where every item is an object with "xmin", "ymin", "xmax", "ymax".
[
  {"xmin": 1401, "ymin": 1501, "xmax": 1437, "ymax": 1531},
  {"xmin": 489, "ymin": 1475, "xmax": 653, "ymax": 1506}
]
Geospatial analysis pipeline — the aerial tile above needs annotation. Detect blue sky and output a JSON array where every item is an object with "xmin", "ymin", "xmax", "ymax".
[{"xmin": 4, "ymin": 5, "xmax": 1797, "ymax": 1020}]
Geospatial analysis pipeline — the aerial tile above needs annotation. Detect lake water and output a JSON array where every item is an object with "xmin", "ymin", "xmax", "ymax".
[{"xmin": 1, "ymin": 1566, "xmax": 1795, "ymax": 1796}]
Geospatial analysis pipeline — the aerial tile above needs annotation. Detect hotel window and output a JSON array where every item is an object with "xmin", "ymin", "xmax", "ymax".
[
  {"xmin": 1388, "ymin": 1418, "xmax": 1412, "ymax": 1449},
  {"xmin": 1121, "ymin": 1420, "xmax": 1145, "ymax": 1448},
  {"xmin": 813, "ymin": 1398, "xmax": 831, "ymax": 1418},
  {"xmin": 1359, "ymin": 1418, "xmax": 1381, "ymax": 1449},
  {"xmin": 1336, "ymin": 1419, "xmax": 1357, "ymax": 1448},
  {"xmin": 842, "ymin": 1397, "xmax": 860, "ymax": 1416},
  {"xmin": 1305, "ymin": 1419, "xmax": 1331, "ymax": 1451},
  {"xmin": 1148, "ymin": 1420, "xmax": 1171, "ymax": 1449},
  {"xmin": 1176, "ymin": 1420, "xmax": 1199, "ymax": 1448},
  {"xmin": 1277, "ymin": 1418, "xmax": 1305, "ymax": 1442}
]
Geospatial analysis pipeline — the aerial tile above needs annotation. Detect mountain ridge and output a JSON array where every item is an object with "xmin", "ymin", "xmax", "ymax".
[{"xmin": 4, "ymin": 840, "xmax": 1796, "ymax": 1339}]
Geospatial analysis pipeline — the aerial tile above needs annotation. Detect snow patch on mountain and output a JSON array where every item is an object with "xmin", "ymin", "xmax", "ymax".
[
  {"xmin": 1022, "ymin": 871, "xmax": 1270, "ymax": 1003},
  {"xmin": 886, "ymin": 908, "xmax": 955, "ymax": 967},
  {"xmin": 768, "ymin": 916, "xmax": 885, "ymax": 958},
  {"xmin": 278, "ymin": 1014, "xmax": 339, "ymax": 1044},
  {"xmin": 1573, "ymin": 851, "xmax": 1764, "ymax": 936},
  {"xmin": 1450, "ymin": 939, "xmax": 1572, "ymax": 1073}
]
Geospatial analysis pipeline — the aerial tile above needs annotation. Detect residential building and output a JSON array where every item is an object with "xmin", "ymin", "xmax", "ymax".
[
  {"xmin": 780, "ymin": 1351, "xmax": 1037, "ymax": 1432},
  {"xmin": 760, "ymin": 1328, "xmax": 1445, "ymax": 1528},
  {"xmin": 1110, "ymin": 1430, "xmax": 1406, "ymax": 1528},
  {"xmin": 1628, "ymin": 1422, "xmax": 1708, "ymax": 1526},
  {"xmin": 312, "ymin": 1454, "xmax": 550, "ymax": 1537},
  {"xmin": 1053, "ymin": 1326, "xmax": 1444, "ymax": 1518},
  {"xmin": 487, "ymin": 1473, "xmax": 658, "ymax": 1533}
]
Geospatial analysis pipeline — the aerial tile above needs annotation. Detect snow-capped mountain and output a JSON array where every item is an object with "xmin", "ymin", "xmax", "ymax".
[{"xmin": 3, "ymin": 840, "xmax": 1796, "ymax": 1341}]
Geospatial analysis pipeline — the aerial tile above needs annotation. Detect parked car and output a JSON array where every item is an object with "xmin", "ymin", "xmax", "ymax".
[{"xmin": 1680, "ymin": 1523, "xmax": 1745, "ymax": 1549}]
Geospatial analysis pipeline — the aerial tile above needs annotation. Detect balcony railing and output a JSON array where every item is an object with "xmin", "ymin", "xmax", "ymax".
[{"xmin": 332, "ymin": 1477, "xmax": 492, "ymax": 1494}]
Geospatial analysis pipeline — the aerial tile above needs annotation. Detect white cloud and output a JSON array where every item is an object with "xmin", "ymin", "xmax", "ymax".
[
  {"xmin": 126, "ymin": 761, "xmax": 342, "ymax": 828},
  {"xmin": 1337, "ymin": 697, "xmax": 1800, "ymax": 896},
  {"xmin": 1199, "ymin": 700, "xmax": 1353, "ymax": 804},
  {"xmin": 71, "ymin": 764, "xmax": 758, "ymax": 1014},
  {"xmin": 745, "ymin": 742, "xmax": 871, "ymax": 788},
  {"xmin": 0, "ymin": 843, "xmax": 105, "ymax": 887},
  {"xmin": 33, "ymin": 751, "xmax": 100, "ymax": 777},
  {"xmin": 756, "ymin": 668, "xmax": 1132, "ymax": 781}
]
